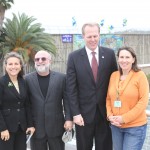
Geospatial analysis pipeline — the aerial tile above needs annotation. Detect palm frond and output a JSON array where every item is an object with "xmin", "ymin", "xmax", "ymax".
[
  {"xmin": 1, "ymin": 13, "xmax": 57, "ymax": 63},
  {"xmin": 0, "ymin": 0, "xmax": 14, "ymax": 9}
]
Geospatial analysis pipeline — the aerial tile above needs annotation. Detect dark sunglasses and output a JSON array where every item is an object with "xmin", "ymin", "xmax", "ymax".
[{"xmin": 34, "ymin": 57, "xmax": 47, "ymax": 62}]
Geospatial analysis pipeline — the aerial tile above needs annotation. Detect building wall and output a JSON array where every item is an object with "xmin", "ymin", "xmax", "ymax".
[
  {"xmin": 50, "ymin": 35, "xmax": 73, "ymax": 73},
  {"xmin": 50, "ymin": 34, "xmax": 150, "ymax": 74},
  {"xmin": 123, "ymin": 34, "xmax": 150, "ymax": 64},
  {"xmin": 0, "ymin": 34, "xmax": 149, "ymax": 75}
]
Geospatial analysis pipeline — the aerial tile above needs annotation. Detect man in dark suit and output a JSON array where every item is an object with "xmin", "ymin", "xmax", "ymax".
[
  {"xmin": 25, "ymin": 50, "xmax": 73, "ymax": 150},
  {"xmin": 66, "ymin": 23, "xmax": 118, "ymax": 150}
]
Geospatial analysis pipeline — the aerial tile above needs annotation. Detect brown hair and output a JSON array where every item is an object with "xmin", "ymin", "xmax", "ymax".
[
  {"xmin": 117, "ymin": 46, "xmax": 140, "ymax": 74},
  {"xmin": 3, "ymin": 52, "xmax": 24, "ymax": 77},
  {"xmin": 82, "ymin": 22, "xmax": 100, "ymax": 35}
]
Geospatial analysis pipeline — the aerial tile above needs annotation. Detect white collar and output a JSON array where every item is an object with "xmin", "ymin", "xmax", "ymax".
[{"xmin": 85, "ymin": 46, "xmax": 99, "ymax": 56}]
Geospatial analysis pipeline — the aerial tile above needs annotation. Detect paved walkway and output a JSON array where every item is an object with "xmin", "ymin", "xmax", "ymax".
[
  {"xmin": 27, "ymin": 139, "xmax": 77, "ymax": 150},
  {"xmin": 27, "ymin": 139, "xmax": 95, "ymax": 150}
]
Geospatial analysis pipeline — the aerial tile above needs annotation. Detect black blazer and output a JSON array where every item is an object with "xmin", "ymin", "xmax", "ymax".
[
  {"xmin": 0, "ymin": 74, "xmax": 33, "ymax": 132},
  {"xmin": 66, "ymin": 46, "xmax": 118, "ymax": 123},
  {"xmin": 25, "ymin": 71, "xmax": 72, "ymax": 138}
]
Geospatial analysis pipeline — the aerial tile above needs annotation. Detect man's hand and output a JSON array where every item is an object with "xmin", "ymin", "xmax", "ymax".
[
  {"xmin": 64, "ymin": 121, "xmax": 73, "ymax": 131},
  {"xmin": 26, "ymin": 127, "xmax": 35, "ymax": 135},
  {"xmin": 1, "ymin": 130, "xmax": 10, "ymax": 141},
  {"xmin": 73, "ymin": 114, "xmax": 84, "ymax": 126}
]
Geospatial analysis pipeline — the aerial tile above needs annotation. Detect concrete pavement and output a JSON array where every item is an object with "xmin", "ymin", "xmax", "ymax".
[
  {"xmin": 27, "ymin": 139, "xmax": 95, "ymax": 150},
  {"xmin": 27, "ymin": 139, "xmax": 77, "ymax": 150}
]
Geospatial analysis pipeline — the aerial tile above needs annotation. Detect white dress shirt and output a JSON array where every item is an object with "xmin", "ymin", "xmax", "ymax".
[{"xmin": 85, "ymin": 46, "xmax": 99, "ymax": 66}]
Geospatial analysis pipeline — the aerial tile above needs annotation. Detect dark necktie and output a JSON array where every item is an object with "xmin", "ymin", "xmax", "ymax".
[{"xmin": 91, "ymin": 52, "xmax": 98, "ymax": 82}]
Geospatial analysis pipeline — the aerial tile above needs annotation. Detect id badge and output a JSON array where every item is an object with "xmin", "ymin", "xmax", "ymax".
[{"xmin": 114, "ymin": 100, "xmax": 121, "ymax": 108}]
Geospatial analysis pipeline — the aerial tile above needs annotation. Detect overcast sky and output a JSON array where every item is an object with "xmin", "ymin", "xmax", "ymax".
[{"xmin": 5, "ymin": 0, "xmax": 150, "ymax": 33}]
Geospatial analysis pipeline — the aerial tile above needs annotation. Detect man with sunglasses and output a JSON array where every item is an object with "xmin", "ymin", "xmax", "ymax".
[{"xmin": 25, "ymin": 50, "xmax": 73, "ymax": 150}]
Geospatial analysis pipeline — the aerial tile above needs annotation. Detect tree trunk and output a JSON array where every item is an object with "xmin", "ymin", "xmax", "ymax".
[{"xmin": 0, "ymin": 5, "xmax": 5, "ymax": 34}]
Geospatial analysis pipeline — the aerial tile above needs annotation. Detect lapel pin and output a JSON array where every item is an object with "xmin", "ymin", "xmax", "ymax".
[{"xmin": 102, "ymin": 56, "xmax": 104, "ymax": 58}]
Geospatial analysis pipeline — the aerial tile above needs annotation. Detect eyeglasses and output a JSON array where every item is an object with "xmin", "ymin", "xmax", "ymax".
[{"xmin": 34, "ymin": 57, "xmax": 47, "ymax": 62}]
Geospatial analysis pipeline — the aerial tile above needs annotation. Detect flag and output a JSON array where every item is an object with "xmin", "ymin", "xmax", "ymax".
[
  {"xmin": 72, "ymin": 17, "xmax": 77, "ymax": 26},
  {"xmin": 108, "ymin": 25, "xmax": 114, "ymax": 30},
  {"xmin": 123, "ymin": 19, "xmax": 127, "ymax": 27},
  {"xmin": 100, "ymin": 19, "xmax": 104, "ymax": 27}
]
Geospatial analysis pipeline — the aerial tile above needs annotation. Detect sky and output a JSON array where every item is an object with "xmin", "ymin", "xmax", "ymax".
[{"xmin": 4, "ymin": 0, "xmax": 150, "ymax": 34}]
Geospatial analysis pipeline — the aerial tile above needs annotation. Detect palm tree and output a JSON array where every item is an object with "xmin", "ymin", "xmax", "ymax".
[
  {"xmin": 0, "ymin": 0, "xmax": 14, "ymax": 32},
  {"xmin": 1, "ymin": 13, "xmax": 56, "ymax": 62}
]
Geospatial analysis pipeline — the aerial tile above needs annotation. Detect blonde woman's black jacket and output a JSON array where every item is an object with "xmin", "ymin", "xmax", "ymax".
[{"xmin": 0, "ymin": 74, "xmax": 33, "ymax": 132}]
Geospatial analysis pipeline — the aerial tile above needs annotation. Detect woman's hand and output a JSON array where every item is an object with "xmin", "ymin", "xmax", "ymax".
[
  {"xmin": 1, "ymin": 130, "xmax": 10, "ymax": 141},
  {"xmin": 114, "ymin": 116, "xmax": 124, "ymax": 124},
  {"xmin": 26, "ymin": 127, "xmax": 35, "ymax": 135},
  {"xmin": 108, "ymin": 115, "xmax": 123, "ymax": 127}
]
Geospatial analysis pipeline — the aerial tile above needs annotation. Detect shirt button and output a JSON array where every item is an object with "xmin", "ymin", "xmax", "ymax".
[
  {"xmin": 18, "ymin": 102, "xmax": 21, "ymax": 104},
  {"xmin": 17, "ymin": 109, "xmax": 20, "ymax": 112}
]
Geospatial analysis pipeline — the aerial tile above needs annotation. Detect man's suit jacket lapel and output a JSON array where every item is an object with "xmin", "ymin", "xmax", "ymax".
[
  {"xmin": 80, "ymin": 47, "xmax": 105, "ymax": 85},
  {"xmin": 80, "ymin": 48, "xmax": 96, "ymax": 84},
  {"xmin": 32, "ymin": 72, "xmax": 45, "ymax": 100},
  {"xmin": 97, "ymin": 47, "xmax": 105, "ymax": 84},
  {"xmin": 31, "ymin": 71, "xmax": 56, "ymax": 101},
  {"xmin": 45, "ymin": 71, "xmax": 55, "ymax": 102}
]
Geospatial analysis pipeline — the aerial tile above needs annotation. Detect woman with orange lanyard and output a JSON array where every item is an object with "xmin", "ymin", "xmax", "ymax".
[{"xmin": 106, "ymin": 46, "xmax": 149, "ymax": 150}]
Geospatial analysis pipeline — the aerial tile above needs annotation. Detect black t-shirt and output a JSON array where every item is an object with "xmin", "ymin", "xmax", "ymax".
[{"xmin": 37, "ymin": 73, "xmax": 50, "ymax": 98}]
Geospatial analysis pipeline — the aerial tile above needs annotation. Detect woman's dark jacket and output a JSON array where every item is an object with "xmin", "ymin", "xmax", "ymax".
[{"xmin": 0, "ymin": 74, "xmax": 33, "ymax": 132}]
